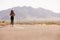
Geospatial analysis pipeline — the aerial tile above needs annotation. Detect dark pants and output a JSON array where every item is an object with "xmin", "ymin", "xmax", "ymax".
[{"xmin": 10, "ymin": 16, "xmax": 14, "ymax": 25}]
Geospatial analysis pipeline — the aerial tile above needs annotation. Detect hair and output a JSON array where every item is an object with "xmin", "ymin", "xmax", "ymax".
[{"xmin": 10, "ymin": 10, "xmax": 15, "ymax": 16}]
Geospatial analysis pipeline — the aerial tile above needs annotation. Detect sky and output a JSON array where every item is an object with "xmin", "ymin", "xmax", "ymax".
[{"xmin": 0, "ymin": 0, "xmax": 60, "ymax": 13}]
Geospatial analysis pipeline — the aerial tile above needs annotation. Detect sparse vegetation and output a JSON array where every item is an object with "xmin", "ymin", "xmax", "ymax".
[
  {"xmin": 14, "ymin": 21, "xmax": 60, "ymax": 25},
  {"xmin": 0, "ymin": 20, "xmax": 60, "ymax": 26}
]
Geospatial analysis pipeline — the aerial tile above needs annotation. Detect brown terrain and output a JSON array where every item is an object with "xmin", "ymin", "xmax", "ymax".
[{"xmin": 0, "ymin": 24, "xmax": 60, "ymax": 40}]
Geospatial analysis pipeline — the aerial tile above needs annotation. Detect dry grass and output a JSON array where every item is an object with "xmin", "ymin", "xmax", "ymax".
[
  {"xmin": 0, "ymin": 21, "xmax": 60, "ymax": 26},
  {"xmin": 0, "ymin": 23, "xmax": 9, "ymax": 26}
]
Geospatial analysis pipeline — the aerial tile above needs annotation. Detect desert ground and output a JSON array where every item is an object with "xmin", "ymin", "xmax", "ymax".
[{"xmin": 0, "ymin": 24, "xmax": 60, "ymax": 40}]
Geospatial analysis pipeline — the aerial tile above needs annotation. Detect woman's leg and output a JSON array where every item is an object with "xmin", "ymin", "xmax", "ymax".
[
  {"xmin": 10, "ymin": 16, "xmax": 14, "ymax": 27},
  {"xmin": 12, "ymin": 19, "xmax": 14, "ymax": 25},
  {"xmin": 11, "ymin": 19, "xmax": 14, "ymax": 27}
]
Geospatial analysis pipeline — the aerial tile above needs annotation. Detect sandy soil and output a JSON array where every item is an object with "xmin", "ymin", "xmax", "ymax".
[{"xmin": 0, "ymin": 24, "xmax": 60, "ymax": 40}]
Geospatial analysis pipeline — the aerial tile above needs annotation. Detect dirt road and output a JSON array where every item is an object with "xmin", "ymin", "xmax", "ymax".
[{"xmin": 0, "ymin": 24, "xmax": 60, "ymax": 40}]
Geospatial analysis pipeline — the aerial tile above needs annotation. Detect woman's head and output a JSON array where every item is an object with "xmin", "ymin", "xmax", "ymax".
[{"xmin": 10, "ymin": 10, "xmax": 15, "ymax": 16}]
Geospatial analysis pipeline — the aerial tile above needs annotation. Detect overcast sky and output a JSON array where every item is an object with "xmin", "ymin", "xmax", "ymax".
[{"xmin": 0, "ymin": 0, "xmax": 60, "ymax": 13}]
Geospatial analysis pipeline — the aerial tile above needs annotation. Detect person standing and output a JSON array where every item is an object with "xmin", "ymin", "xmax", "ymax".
[{"xmin": 10, "ymin": 10, "xmax": 15, "ymax": 27}]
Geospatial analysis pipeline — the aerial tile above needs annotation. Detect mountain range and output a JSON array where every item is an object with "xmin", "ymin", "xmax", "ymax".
[{"xmin": 0, "ymin": 6, "xmax": 60, "ymax": 21}]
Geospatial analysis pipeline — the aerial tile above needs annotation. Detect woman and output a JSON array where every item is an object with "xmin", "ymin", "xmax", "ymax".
[{"xmin": 10, "ymin": 10, "xmax": 15, "ymax": 26}]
